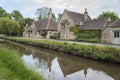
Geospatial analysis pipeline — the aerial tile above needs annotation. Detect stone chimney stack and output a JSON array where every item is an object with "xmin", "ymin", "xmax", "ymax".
[
  {"xmin": 84, "ymin": 8, "xmax": 88, "ymax": 21},
  {"xmin": 48, "ymin": 8, "xmax": 53, "ymax": 19}
]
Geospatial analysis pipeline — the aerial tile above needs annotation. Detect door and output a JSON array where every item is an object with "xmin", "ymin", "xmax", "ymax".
[{"xmin": 113, "ymin": 30, "xmax": 120, "ymax": 44}]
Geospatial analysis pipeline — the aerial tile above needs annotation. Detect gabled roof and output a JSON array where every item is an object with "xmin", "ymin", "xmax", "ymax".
[
  {"xmin": 26, "ymin": 8, "xmax": 58, "ymax": 31},
  {"xmin": 36, "ymin": 19, "xmax": 58, "ymax": 31},
  {"xmin": 109, "ymin": 19, "xmax": 120, "ymax": 27},
  {"xmin": 80, "ymin": 18, "xmax": 109, "ymax": 30},
  {"xmin": 66, "ymin": 10, "xmax": 91, "ymax": 25}
]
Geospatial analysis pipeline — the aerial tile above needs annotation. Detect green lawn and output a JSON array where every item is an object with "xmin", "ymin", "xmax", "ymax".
[{"xmin": 0, "ymin": 46, "xmax": 44, "ymax": 80}]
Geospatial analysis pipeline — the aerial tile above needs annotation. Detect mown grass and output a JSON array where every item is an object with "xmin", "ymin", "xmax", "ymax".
[
  {"xmin": 1, "ymin": 36, "xmax": 120, "ymax": 63},
  {"xmin": 0, "ymin": 46, "xmax": 44, "ymax": 80}
]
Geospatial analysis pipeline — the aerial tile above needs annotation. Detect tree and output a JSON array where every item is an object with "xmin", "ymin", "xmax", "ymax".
[
  {"xmin": 58, "ymin": 13, "xmax": 62, "ymax": 21},
  {"xmin": 24, "ymin": 18, "xmax": 33, "ymax": 26},
  {"xmin": 0, "ymin": 7, "xmax": 6, "ymax": 18},
  {"xmin": 5, "ymin": 13, "xmax": 12, "ymax": 19},
  {"xmin": 0, "ymin": 17, "xmax": 20, "ymax": 36},
  {"xmin": 11, "ymin": 10, "xmax": 24, "ymax": 21},
  {"xmin": 35, "ymin": 7, "xmax": 49, "ymax": 20},
  {"xmin": 11, "ymin": 10, "xmax": 25, "ymax": 36},
  {"xmin": 97, "ymin": 11, "xmax": 119, "ymax": 20}
]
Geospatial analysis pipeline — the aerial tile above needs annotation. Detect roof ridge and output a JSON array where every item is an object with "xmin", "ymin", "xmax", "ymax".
[{"xmin": 66, "ymin": 9, "xmax": 83, "ymax": 15}]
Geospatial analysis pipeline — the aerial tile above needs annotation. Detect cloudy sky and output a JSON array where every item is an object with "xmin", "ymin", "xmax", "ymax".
[{"xmin": 0, "ymin": 0, "xmax": 120, "ymax": 19}]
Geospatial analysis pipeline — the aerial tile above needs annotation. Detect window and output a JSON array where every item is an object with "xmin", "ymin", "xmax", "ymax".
[{"xmin": 114, "ymin": 31, "xmax": 120, "ymax": 38}]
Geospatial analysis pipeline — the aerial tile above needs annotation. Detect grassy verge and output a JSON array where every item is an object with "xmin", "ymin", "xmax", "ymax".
[
  {"xmin": 0, "ymin": 46, "xmax": 44, "ymax": 80},
  {"xmin": 1, "ymin": 36, "xmax": 120, "ymax": 64}
]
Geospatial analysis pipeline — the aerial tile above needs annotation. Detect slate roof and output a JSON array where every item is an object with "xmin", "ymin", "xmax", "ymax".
[
  {"xmin": 80, "ymin": 18, "xmax": 109, "ymax": 30},
  {"xmin": 109, "ymin": 19, "xmax": 120, "ymax": 27},
  {"xmin": 26, "ymin": 18, "xmax": 57, "ymax": 31},
  {"xmin": 66, "ymin": 10, "xmax": 91, "ymax": 25},
  {"xmin": 36, "ymin": 19, "xmax": 58, "ymax": 31}
]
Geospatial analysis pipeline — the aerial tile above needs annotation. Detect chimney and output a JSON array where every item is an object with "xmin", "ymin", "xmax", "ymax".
[
  {"xmin": 84, "ymin": 8, "xmax": 88, "ymax": 21},
  {"xmin": 48, "ymin": 8, "xmax": 53, "ymax": 19}
]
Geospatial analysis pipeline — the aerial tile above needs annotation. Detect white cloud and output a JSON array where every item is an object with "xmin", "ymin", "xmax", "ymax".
[{"xmin": 0, "ymin": 0, "xmax": 120, "ymax": 18}]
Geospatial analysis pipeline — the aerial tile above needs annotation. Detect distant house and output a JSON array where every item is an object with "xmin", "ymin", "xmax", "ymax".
[
  {"xmin": 58, "ymin": 9, "xmax": 91, "ymax": 40},
  {"xmin": 23, "ymin": 8, "xmax": 58, "ymax": 39},
  {"xmin": 80, "ymin": 17, "xmax": 120, "ymax": 44}
]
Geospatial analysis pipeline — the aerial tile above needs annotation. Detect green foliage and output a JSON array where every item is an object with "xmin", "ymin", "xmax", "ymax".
[
  {"xmin": 35, "ymin": 7, "xmax": 49, "ymax": 20},
  {"xmin": 58, "ymin": 13, "xmax": 62, "ymax": 21},
  {"xmin": 50, "ymin": 32, "xmax": 60, "ymax": 39},
  {"xmin": 24, "ymin": 18, "xmax": 33, "ymax": 26},
  {"xmin": 41, "ymin": 31, "xmax": 47, "ymax": 38},
  {"xmin": 0, "ymin": 7, "xmax": 6, "ymax": 18},
  {"xmin": 76, "ymin": 30, "xmax": 101, "ymax": 43},
  {"xmin": 0, "ymin": 46, "xmax": 44, "ymax": 80},
  {"xmin": 11, "ymin": 10, "xmax": 25, "ymax": 36},
  {"xmin": 70, "ymin": 26, "xmax": 80, "ymax": 35},
  {"xmin": 97, "ymin": 11, "xmax": 119, "ymax": 20},
  {"xmin": 2, "ymin": 37, "xmax": 120, "ymax": 63},
  {"xmin": 0, "ymin": 17, "xmax": 21, "ymax": 36}
]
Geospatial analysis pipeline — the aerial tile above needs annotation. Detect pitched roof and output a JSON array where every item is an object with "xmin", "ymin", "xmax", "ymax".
[
  {"xmin": 66, "ymin": 10, "xmax": 91, "ymax": 25},
  {"xmin": 80, "ymin": 18, "xmax": 109, "ymax": 30},
  {"xmin": 109, "ymin": 19, "xmax": 120, "ymax": 27},
  {"xmin": 26, "ymin": 8, "xmax": 58, "ymax": 31},
  {"xmin": 36, "ymin": 19, "xmax": 58, "ymax": 31}
]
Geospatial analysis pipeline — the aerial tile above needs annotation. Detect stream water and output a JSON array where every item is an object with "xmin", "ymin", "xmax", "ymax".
[{"xmin": 0, "ymin": 40, "xmax": 120, "ymax": 80}]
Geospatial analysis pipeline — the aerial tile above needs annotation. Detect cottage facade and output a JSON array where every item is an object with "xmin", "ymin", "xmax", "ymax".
[
  {"xmin": 80, "ymin": 17, "xmax": 120, "ymax": 44},
  {"xmin": 23, "ymin": 9, "xmax": 58, "ymax": 39},
  {"xmin": 102, "ymin": 19, "xmax": 120, "ymax": 44},
  {"xmin": 58, "ymin": 9, "xmax": 91, "ymax": 40}
]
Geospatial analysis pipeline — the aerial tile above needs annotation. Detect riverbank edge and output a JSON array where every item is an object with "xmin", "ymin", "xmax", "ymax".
[
  {"xmin": 1, "ymin": 36, "xmax": 120, "ymax": 64},
  {"xmin": 0, "ymin": 46, "xmax": 44, "ymax": 80}
]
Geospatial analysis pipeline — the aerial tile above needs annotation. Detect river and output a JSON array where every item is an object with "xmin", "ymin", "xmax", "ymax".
[{"xmin": 0, "ymin": 40, "xmax": 120, "ymax": 80}]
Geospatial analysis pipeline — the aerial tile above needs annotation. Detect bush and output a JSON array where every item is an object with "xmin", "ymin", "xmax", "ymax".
[{"xmin": 50, "ymin": 32, "xmax": 60, "ymax": 39}]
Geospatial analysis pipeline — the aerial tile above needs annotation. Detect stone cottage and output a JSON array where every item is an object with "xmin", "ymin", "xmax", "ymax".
[
  {"xmin": 102, "ymin": 19, "xmax": 120, "ymax": 44},
  {"xmin": 80, "ymin": 17, "xmax": 120, "ymax": 44},
  {"xmin": 23, "ymin": 8, "xmax": 58, "ymax": 39},
  {"xmin": 58, "ymin": 9, "xmax": 91, "ymax": 40}
]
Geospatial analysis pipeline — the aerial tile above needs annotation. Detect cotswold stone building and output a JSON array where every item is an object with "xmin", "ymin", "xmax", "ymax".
[
  {"xmin": 80, "ymin": 17, "xmax": 120, "ymax": 44},
  {"xmin": 102, "ymin": 19, "xmax": 120, "ymax": 44},
  {"xmin": 23, "ymin": 9, "xmax": 58, "ymax": 39},
  {"xmin": 58, "ymin": 9, "xmax": 91, "ymax": 40}
]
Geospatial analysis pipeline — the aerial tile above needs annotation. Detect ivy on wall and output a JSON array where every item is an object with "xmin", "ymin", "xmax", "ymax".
[
  {"xmin": 70, "ymin": 26, "xmax": 80, "ymax": 35},
  {"xmin": 76, "ymin": 30, "xmax": 102, "ymax": 43}
]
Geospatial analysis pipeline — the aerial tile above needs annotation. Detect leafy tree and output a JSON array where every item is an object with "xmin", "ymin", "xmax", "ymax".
[
  {"xmin": 35, "ymin": 7, "xmax": 49, "ymax": 20},
  {"xmin": 0, "ymin": 7, "xmax": 6, "ymax": 18},
  {"xmin": 11, "ymin": 10, "xmax": 25, "ymax": 35},
  {"xmin": 97, "ymin": 11, "xmax": 119, "ymax": 20},
  {"xmin": 24, "ymin": 18, "xmax": 33, "ymax": 26},
  {"xmin": 11, "ymin": 10, "xmax": 24, "ymax": 21},
  {"xmin": 0, "ymin": 17, "xmax": 20, "ymax": 36},
  {"xmin": 58, "ymin": 13, "xmax": 62, "ymax": 21},
  {"xmin": 5, "ymin": 13, "xmax": 12, "ymax": 19}
]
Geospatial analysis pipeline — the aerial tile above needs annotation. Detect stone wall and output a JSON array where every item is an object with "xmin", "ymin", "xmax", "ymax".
[{"xmin": 58, "ymin": 10, "xmax": 75, "ymax": 40}]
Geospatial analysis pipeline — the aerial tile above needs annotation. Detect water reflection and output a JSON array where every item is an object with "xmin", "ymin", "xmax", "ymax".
[
  {"xmin": 0, "ymin": 41, "xmax": 120, "ymax": 80},
  {"xmin": 22, "ymin": 55, "xmax": 115, "ymax": 80}
]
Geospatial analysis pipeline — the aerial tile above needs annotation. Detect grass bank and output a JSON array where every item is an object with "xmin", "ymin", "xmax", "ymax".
[
  {"xmin": 0, "ymin": 46, "xmax": 44, "ymax": 80},
  {"xmin": 1, "ymin": 36, "xmax": 120, "ymax": 64}
]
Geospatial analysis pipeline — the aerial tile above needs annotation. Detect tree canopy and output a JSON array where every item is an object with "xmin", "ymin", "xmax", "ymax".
[
  {"xmin": 0, "ymin": 17, "xmax": 20, "ymax": 36},
  {"xmin": 35, "ymin": 7, "xmax": 56, "ymax": 21},
  {"xmin": 24, "ymin": 18, "xmax": 33, "ymax": 26},
  {"xmin": 97, "ymin": 11, "xmax": 119, "ymax": 20},
  {"xmin": 0, "ymin": 7, "xmax": 6, "ymax": 18}
]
